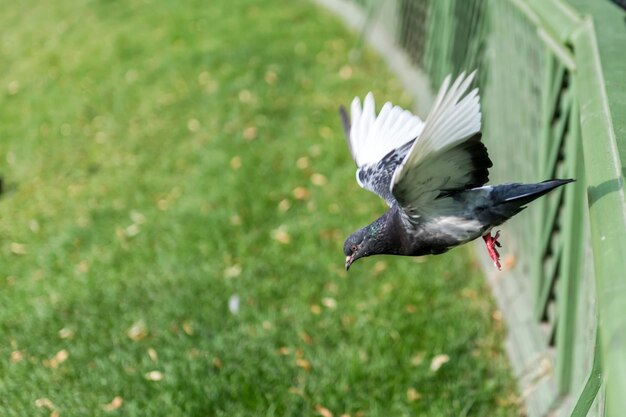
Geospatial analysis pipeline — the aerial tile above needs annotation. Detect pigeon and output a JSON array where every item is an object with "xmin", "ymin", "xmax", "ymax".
[{"xmin": 339, "ymin": 71, "xmax": 573, "ymax": 270}]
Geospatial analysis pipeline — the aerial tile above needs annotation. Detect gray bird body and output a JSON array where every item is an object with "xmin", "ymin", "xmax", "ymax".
[
  {"xmin": 340, "ymin": 72, "xmax": 573, "ymax": 270},
  {"xmin": 344, "ymin": 180, "xmax": 573, "ymax": 262}
]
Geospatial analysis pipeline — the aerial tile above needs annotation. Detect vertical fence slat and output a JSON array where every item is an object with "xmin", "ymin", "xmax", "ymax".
[{"xmin": 572, "ymin": 17, "xmax": 626, "ymax": 417}]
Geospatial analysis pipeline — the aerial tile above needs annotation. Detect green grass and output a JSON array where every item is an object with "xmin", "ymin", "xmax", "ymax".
[{"xmin": 0, "ymin": 0, "xmax": 521, "ymax": 415}]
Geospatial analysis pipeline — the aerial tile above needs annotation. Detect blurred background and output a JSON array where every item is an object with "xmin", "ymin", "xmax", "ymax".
[{"xmin": 1, "ymin": 0, "xmax": 623, "ymax": 416}]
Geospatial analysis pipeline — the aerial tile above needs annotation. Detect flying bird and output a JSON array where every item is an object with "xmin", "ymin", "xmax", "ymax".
[{"xmin": 339, "ymin": 71, "xmax": 573, "ymax": 270}]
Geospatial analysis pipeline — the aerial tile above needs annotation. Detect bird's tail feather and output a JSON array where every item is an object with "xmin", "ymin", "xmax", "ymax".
[
  {"xmin": 497, "ymin": 179, "xmax": 575, "ymax": 207},
  {"xmin": 481, "ymin": 179, "xmax": 574, "ymax": 225}
]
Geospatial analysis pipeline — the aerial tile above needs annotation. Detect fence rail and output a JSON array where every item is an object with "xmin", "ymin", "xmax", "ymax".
[{"xmin": 316, "ymin": 0, "xmax": 626, "ymax": 416}]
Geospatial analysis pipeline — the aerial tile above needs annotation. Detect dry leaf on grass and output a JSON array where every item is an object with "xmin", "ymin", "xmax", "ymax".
[
  {"xmin": 127, "ymin": 320, "xmax": 148, "ymax": 341},
  {"xmin": 35, "ymin": 398, "xmax": 55, "ymax": 410},
  {"xmin": 10, "ymin": 350, "xmax": 23, "ymax": 363},
  {"xmin": 243, "ymin": 126, "xmax": 257, "ymax": 140},
  {"xmin": 145, "ymin": 370, "xmax": 163, "ymax": 381},
  {"xmin": 295, "ymin": 358, "xmax": 311, "ymax": 371},
  {"xmin": 130, "ymin": 211, "xmax": 145, "ymax": 224},
  {"xmin": 373, "ymin": 261, "xmax": 387, "ymax": 274},
  {"xmin": 7, "ymin": 80, "xmax": 19, "ymax": 95},
  {"xmin": 277, "ymin": 346, "xmax": 291, "ymax": 356},
  {"xmin": 308, "ymin": 145, "xmax": 321, "ymax": 157},
  {"xmin": 230, "ymin": 156, "xmax": 242, "ymax": 170},
  {"xmin": 492, "ymin": 310, "xmax": 503, "ymax": 322},
  {"xmin": 230, "ymin": 214, "xmax": 242, "ymax": 226},
  {"xmin": 187, "ymin": 119, "xmax": 200, "ymax": 132},
  {"xmin": 271, "ymin": 227, "xmax": 291, "ymax": 244},
  {"xmin": 310, "ymin": 173, "xmax": 327, "ymax": 187},
  {"xmin": 212, "ymin": 357, "xmax": 223, "ymax": 369},
  {"xmin": 223, "ymin": 265, "xmax": 242, "ymax": 279},
  {"xmin": 125, "ymin": 223, "xmax": 140, "ymax": 237},
  {"xmin": 238, "ymin": 89, "xmax": 253, "ymax": 103},
  {"xmin": 296, "ymin": 156, "xmax": 309, "ymax": 169},
  {"xmin": 182, "ymin": 321, "xmax": 194, "ymax": 335},
  {"xmin": 264, "ymin": 70, "xmax": 278, "ymax": 85},
  {"xmin": 381, "ymin": 283, "xmax": 394, "ymax": 294},
  {"xmin": 321, "ymin": 297, "xmax": 337, "ymax": 309},
  {"xmin": 102, "ymin": 396, "xmax": 123, "ymax": 411},
  {"xmin": 319, "ymin": 126, "xmax": 333, "ymax": 139},
  {"xmin": 410, "ymin": 353, "xmax": 424, "ymax": 366},
  {"xmin": 315, "ymin": 404, "xmax": 333, "ymax": 417},
  {"xmin": 407, "ymin": 387, "xmax": 422, "ymax": 402},
  {"xmin": 198, "ymin": 71, "xmax": 210, "ymax": 85},
  {"xmin": 292, "ymin": 186, "xmax": 309, "ymax": 200},
  {"xmin": 44, "ymin": 349, "xmax": 69, "ymax": 368},
  {"xmin": 339, "ymin": 65, "xmax": 353, "ymax": 79},
  {"xmin": 75, "ymin": 260, "xmax": 90, "ymax": 273},
  {"xmin": 278, "ymin": 199, "xmax": 291, "ymax": 212},
  {"xmin": 10, "ymin": 242, "xmax": 27, "ymax": 255},
  {"xmin": 299, "ymin": 332, "xmax": 314, "ymax": 345},
  {"xmin": 430, "ymin": 354, "xmax": 450, "ymax": 372},
  {"xmin": 325, "ymin": 282, "xmax": 338, "ymax": 293}
]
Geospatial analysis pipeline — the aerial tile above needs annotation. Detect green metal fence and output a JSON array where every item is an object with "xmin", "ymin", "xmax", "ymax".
[{"xmin": 319, "ymin": 0, "xmax": 626, "ymax": 416}]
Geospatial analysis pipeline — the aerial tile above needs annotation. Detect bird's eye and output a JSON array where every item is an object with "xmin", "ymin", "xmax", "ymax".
[{"xmin": 351, "ymin": 245, "xmax": 358, "ymax": 253}]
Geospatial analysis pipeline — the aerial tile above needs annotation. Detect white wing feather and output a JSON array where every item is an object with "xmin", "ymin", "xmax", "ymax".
[
  {"xmin": 390, "ymin": 71, "xmax": 484, "ymax": 212},
  {"xmin": 393, "ymin": 72, "xmax": 480, "ymax": 177},
  {"xmin": 347, "ymin": 93, "xmax": 424, "ymax": 167}
]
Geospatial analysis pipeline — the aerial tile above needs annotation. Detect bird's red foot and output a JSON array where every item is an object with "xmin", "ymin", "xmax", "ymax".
[{"xmin": 482, "ymin": 230, "xmax": 502, "ymax": 270}]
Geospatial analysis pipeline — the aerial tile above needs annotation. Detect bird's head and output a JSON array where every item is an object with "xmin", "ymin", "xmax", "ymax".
[{"xmin": 343, "ymin": 228, "xmax": 372, "ymax": 271}]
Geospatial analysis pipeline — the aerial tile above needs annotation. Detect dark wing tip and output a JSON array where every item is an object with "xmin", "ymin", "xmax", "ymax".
[
  {"xmin": 434, "ymin": 132, "xmax": 492, "ymax": 198},
  {"xmin": 459, "ymin": 132, "xmax": 492, "ymax": 188},
  {"xmin": 339, "ymin": 105, "xmax": 350, "ymax": 139},
  {"xmin": 339, "ymin": 105, "xmax": 355, "ymax": 163}
]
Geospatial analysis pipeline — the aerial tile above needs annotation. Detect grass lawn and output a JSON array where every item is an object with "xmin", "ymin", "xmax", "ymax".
[{"xmin": 0, "ymin": 0, "xmax": 521, "ymax": 415}]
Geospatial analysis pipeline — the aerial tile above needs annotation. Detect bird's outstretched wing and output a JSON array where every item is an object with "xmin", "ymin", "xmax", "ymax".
[
  {"xmin": 339, "ymin": 93, "xmax": 424, "ymax": 205},
  {"xmin": 390, "ymin": 71, "xmax": 492, "ymax": 219}
]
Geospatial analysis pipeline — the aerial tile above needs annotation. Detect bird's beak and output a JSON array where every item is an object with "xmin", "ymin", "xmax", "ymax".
[{"xmin": 345, "ymin": 255, "xmax": 354, "ymax": 271}]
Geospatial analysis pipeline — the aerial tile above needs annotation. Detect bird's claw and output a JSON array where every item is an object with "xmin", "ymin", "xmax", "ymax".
[
  {"xmin": 494, "ymin": 230, "xmax": 502, "ymax": 248},
  {"xmin": 482, "ymin": 231, "xmax": 502, "ymax": 270}
]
